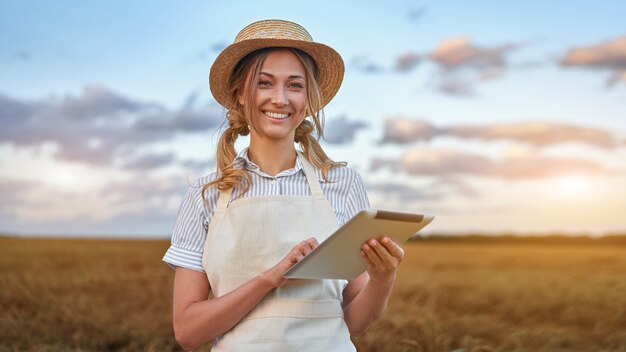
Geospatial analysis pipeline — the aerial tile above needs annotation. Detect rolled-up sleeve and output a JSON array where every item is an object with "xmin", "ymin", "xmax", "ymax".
[{"xmin": 162, "ymin": 183, "xmax": 208, "ymax": 272}]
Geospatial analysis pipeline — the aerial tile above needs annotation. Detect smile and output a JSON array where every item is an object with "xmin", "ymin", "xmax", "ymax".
[{"xmin": 263, "ymin": 111, "xmax": 291, "ymax": 119}]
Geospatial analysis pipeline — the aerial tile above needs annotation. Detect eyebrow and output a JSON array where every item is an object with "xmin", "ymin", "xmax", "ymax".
[{"xmin": 260, "ymin": 71, "xmax": 305, "ymax": 80}]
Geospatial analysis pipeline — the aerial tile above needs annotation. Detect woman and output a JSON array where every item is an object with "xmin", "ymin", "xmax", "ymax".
[{"xmin": 162, "ymin": 19, "xmax": 405, "ymax": 351}]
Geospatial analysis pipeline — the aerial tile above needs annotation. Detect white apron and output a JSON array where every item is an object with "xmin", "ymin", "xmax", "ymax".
[{"xmin": 201, "ymin": 152, "xmax": 356, "ymax": 351}]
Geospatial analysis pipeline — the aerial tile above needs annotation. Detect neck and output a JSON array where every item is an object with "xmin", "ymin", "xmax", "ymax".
[{"xmin": 248, "ymin": 137, "xmax": 298, "ymax": 176}]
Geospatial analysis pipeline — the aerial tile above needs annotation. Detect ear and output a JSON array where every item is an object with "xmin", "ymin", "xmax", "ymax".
[{"xmin": 237, "ymin": 93, "xmax": 245, "ymax": 106}]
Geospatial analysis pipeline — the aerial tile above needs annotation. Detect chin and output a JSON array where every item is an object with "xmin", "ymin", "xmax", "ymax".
[{"xmin": 251, "ymin": 128, "xmax": 296, "ymax": 142}]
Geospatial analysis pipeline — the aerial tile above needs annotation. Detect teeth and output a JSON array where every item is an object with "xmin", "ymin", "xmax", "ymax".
[{"xmin": 264, "ymin": 111, "xmax": 290, "ymax": 119}]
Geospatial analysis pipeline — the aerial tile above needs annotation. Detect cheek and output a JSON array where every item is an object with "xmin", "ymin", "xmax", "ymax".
[
  {"xmin": 253, "ymin": 90, "xmax": 267, "ymax": 107},
  {"xmin": 292, "ymin": 94, "xmax": 307, "ymax": 113},
  {"xmin": 294, "ymin": 114, "xmax": 306, "ymax": 126}
]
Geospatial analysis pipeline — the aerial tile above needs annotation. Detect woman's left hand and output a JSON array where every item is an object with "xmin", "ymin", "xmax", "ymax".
[{"xmin": 360, "ymin": 236, "xmax": 404, "ymax": 284}]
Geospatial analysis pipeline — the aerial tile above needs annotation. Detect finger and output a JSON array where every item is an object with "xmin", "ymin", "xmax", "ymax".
[
  {"xmin": 360, "ymin": 249, "xmax": 375, "ymax": 268},
  {"xmin": 362, "ymin": 242, "xmax": 384, "ymax": 267},
  {"xmin": 306, "ymin": 237, "xmax": 319, "ymax": 250},
  {"xmin": 303, "ymin": 239, "xmax": 315, "ymax": 252},
  {"xmin": 369, "ymin": 239, "xmax": 397, "ymax": 268},
  {"xmin": 380, "ymin": 236, "xmax": 404, "ymax": 260},
  {"xmin": 298, "ymin": 241, "xmax": 312, "ymax": 256},
  {"xmin": 291, "ymin": 251, "xmax": 304, "ymax": 264},
  {"xmin": 300, "ymin": 237, "xmax": 319, "ymax": 256}
]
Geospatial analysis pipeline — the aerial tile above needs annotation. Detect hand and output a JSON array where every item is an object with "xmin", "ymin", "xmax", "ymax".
[
  {"xmin": 259, "ymin": 237, "xmax": 318, "ymax": 288},
  {"xmin": 360, "ymin": 236, "xmax": 404, "ymax": 284}
]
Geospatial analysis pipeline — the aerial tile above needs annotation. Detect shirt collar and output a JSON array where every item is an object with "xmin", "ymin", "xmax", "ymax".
[{"xmin": 233, "ymin": 147, "xmax": 303, "ymax": 177}]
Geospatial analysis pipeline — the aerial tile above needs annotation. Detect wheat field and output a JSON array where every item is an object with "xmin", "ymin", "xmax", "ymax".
[{"xmin": 1, "ymin": 236, "xmax": 624, "ymax": 351}]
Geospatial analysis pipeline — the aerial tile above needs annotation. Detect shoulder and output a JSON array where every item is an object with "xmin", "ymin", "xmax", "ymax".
[
  {"xmin": 181, "ymin": 170, "xmax": 222, "ymax": 206},
  {"xmin": 319, "ymin": 163, "xmax": 363, "ymax": 185},
  {"xmin": 188, "ymin": 170, "xmax": 220, "ymax": 191},
  {"xmin": 319, "ymin": 163, "xmax": 370, "ymax": 222}
]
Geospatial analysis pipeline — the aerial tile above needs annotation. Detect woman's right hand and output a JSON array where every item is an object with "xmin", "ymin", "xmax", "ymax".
[
  {"xmin": 173, "ymin": 237, "xmax": 318, "ymax": 350},
  {"xmin": 258, "ymin": 237, "xmax": 318, "ymax": 288}
]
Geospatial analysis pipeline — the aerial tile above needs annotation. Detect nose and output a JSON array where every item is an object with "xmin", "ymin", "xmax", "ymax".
[{"xmin": 271, "ymin": 87, "xmax": 288, "ymax": 106}]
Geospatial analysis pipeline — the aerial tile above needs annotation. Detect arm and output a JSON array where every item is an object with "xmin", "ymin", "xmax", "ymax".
[
  {"xmin": 342, "ymin": 236, "xmax": 404, "ymax": 335},
  {"xmin": 172, "ymin": 238, "xmax": 318, "ymax": 351}
]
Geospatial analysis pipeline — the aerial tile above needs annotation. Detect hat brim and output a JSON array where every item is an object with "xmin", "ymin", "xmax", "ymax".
[{"xmin": 209, "ymin": 38, "xmax": 344, "ymax": 112}]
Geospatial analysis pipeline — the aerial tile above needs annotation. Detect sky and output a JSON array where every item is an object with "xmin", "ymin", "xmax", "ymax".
[{"xmin": 1, "ymin": 0, "xmax": 625, "ymax": 237}]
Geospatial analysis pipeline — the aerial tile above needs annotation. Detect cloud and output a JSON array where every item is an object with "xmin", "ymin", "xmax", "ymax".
[
  {"xmin": 395, "ymin": 52, "xmax": 421, "ymax": 72},
  {"xmin": 97, "ymin": 175, "xmax": 186, "ymax": 207},
  {"xmin": 0, "ymin": 93, "xmax": 42, "ymax": 131},
  {"xmin": 370, "ymin": 157, "xmax": 403, "ymax": 173},
  {"xmin": 445, "ymin": 122, "xmax": 617, "ymax": 149},
  {"xmin": 401, "ymin": 149, "xmax": 492, "ymax": 175},
  {"xmin": 433, "ymin": 174, "xmax": 480, "ymax": 198},
  {"xmin": 352, "ymin": 53, "xmax": 421, "ymax": 74},
  {"xmin": 560, "ymin": 36, "xmax": 626, "ymax": 86},
  {"xmin": 180, "ymin": 158, "xmax": 216, "ymax": 176},
  {"xmin": 429, "ymin": 37, "xmax": 516, "ymax": 70},
  {"xmin": 366, "ymin": 178, "xmax": 480, "ymax": 216},
  {"xmin": 485, "ymin": 154, "xmax": 606, "ymax": 179},
  {"xmin": 379, "ymin": 117, "xmax": 437, "ymax": 144},
  {"xmin": 134, "ymin": 92, "xmax": 221, "ymax": 132},
  {"xmin": 0, "ymin": 179, "xmax": 37, "ymax": 207},
  {"xmin": 437, "ymin": 78, "xmax": 476, "ymax": 96},
  {"xmin": 371, "ymin": 148, "xmax": 608, "ymax": 180},
  {"xmin": 350, "ymin": 56, "xmax": 386, "ymax": 74},
  {"xmin": 367, "ymin": 182, "xmax": 445, "ymax": 203},
  {"xmin": 322, "ymin": 115, "xmax": 368, "ymax": 144},
  {"xmin": 349, "ymin": 35, "xmax": 525, "ymax": 93},
  {"xmin": 379, "ymin": 117, "xmax": 621, "ymax": 149},
  {"xmin": 353, "ymin": 36, "xmax": 518, "ymax": 80},
  {"xmin": 58, "ymin": 85, "xmax": 151, "ymax": 120},
  {"xmin": 122, "ymin": 152, "xmax": 177, "ymax": 170},
  {"xmin": 0, "ymin": 178, "xmax": 99, "ymax": 224},
  {"xmin": 0, "ymin": 86, "xmax": 223, "ymax": 168},
  {"xmin": 0, "ymin": 173, "xmax": 188, "ymax": 236},
  {"xmin": 427, "ymin": 37, "xmax": 519, "ymax": 95}
]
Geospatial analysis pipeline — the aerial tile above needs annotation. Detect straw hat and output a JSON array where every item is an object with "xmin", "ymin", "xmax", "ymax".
[{"xmin": 209, "ymin": 19, "xmax": 344, "ymax": 111}]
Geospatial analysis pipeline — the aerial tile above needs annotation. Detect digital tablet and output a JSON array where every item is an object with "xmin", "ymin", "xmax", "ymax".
[{"xmin": 283, "ymin": 209, "xmax": 434, "ymax": 280}]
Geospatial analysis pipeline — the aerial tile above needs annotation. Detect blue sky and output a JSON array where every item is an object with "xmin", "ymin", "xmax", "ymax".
[{"xmin": 1, "ymin": 1, "xmax": 625, "ymax": 237}]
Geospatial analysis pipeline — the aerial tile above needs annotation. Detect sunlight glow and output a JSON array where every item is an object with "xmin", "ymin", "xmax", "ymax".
[
  {"xmin": 41, "ymin": 163, "xmax": 100, "ymax": 192},
  {"xmin": 551, "ymin": 175, "xmax": 593, "ymax": 197}
]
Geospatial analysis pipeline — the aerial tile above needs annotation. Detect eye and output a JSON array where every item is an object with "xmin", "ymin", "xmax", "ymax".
[
  {"xmin": 289, "ymin": 82, "xmax": 305, "ymax": 89},
  {"xmin": 258, "ymin": 80, "xmax": 272, "ymax": 87}
]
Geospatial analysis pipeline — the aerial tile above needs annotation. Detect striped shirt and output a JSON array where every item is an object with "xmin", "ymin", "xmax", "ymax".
[{"xmin": 162, "ymin": 147, "xmax": 370, "ymax": 272}]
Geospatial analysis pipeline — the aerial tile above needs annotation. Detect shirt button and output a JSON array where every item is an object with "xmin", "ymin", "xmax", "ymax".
[{"xmin": 270, "ymin": 179, "xmax": 277, "ymax": 185}]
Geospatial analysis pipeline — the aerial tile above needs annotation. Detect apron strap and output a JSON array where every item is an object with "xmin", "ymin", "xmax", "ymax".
[
  {"xmin": 297, "ymin": 151, "xmax": 325, "ymax": 200},
  {"xmin": 215, "ymin": 186, "xmax": 234, "ymax": 214}
]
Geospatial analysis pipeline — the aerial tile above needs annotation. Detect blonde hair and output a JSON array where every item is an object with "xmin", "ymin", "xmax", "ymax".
[{"xmin": 201, "ymin": 47, "xmax": 345, "ymax": 205}]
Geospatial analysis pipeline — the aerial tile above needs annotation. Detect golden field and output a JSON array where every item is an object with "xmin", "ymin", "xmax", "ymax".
[{"xmin": 1, "ymin": 236, "xmax": 625, "ymax": 352}]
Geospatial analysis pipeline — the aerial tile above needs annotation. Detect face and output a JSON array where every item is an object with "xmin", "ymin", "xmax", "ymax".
[{"xmin": 240, "ymin": 49, "xmax": 308, "ymax": 144}]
